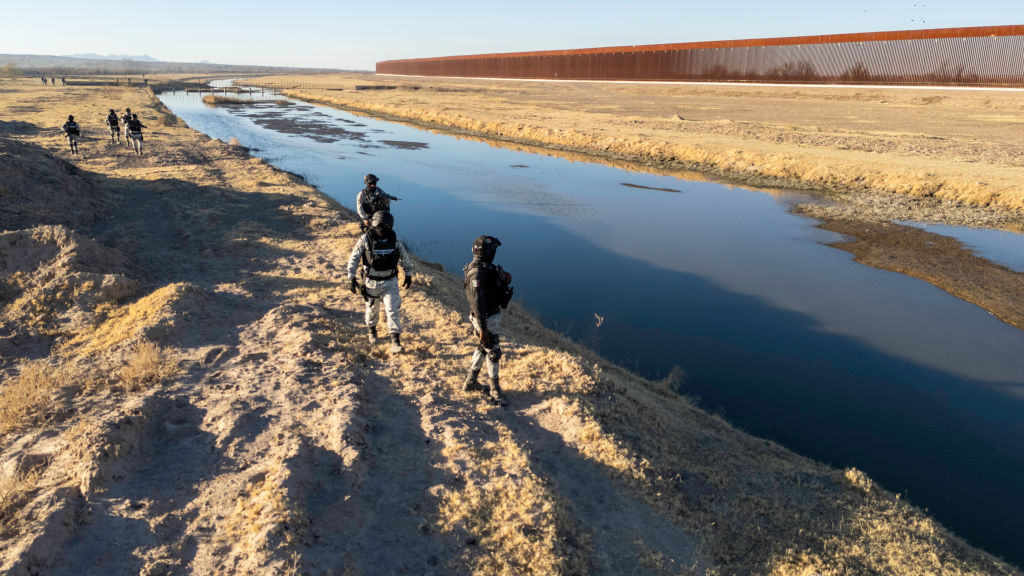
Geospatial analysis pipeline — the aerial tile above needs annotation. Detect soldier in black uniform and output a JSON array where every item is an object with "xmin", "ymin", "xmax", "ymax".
[
  {"xmin": 356, "ymin": 174, "xmax": 400, "ymax": 229},
  {"xmin": 463, "ymin": 235, "xmax": 514, "ymax": 406},
  {"xmin": 104, "ymin": 109, "xmax": 120, "ymax": 144},
  {"xmin": 126, "ymin": 113, "xmax": 147, "ymax": 155},
  {"xmin": 61, "ymin": 115, "xmax": 81, "ymax": 155}
]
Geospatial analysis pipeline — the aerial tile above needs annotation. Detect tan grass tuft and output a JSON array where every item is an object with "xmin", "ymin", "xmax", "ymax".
[
  {"xmin": 0, "ymin": 361, "xmax": 71, "ymax": 435},
  {"xmin": 0, "ymin": 465, "xmax": 43, "ymax": 530},
  {"xmin": 842, "ymin": 467, "xmax": 873, "ymax": 494},
  {"xmin": 118, "ymin": 340, "xmax": 176, "ymax": 392}
]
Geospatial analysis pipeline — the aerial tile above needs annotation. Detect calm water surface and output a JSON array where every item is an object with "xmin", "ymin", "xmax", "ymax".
[
  {"xmin": 159, "ymin": 89, "xmax": 1024, "ymax": 565},
  {"xmin": 900, "ymin": 221, "xmax": 1024, "ymax": 272}
]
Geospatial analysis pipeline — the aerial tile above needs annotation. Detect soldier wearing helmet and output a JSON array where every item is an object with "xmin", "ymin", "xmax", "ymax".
[
  {"xmin": 104, "ymin": 108, "xmax": 121, "ymax": 144},
  {"xmin": 346, "ymin": 210, "xmax": 415, "ymax": 353},
  {"xmin": 463, "ymin": 235, "xmax": 514, "ymax": 406},
  {"xmin": 356, "ymin": 173, "xmax": 400, "ymax": 229},
  {"xmin": 126, "ymin": 113, "xmax": 147, "ymax": 156},
  {"xmin": 120, "ymin": 108, "xmax": 133, "ymax": 148},
  {"xmin": 61, "ymin": 114, "xmax": 81, "ymax": 155}
]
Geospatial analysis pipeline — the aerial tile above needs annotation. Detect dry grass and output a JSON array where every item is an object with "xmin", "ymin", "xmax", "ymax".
[
  {"xmin": 65, "ymin": 283, "xmax": 200, "ymax": 357},
  {"xmin": 202, "ymin": 95, "xmax": 255, "ymax": 106},
  {"xmin": 436, "ymin": 427, "xmax": 587, "ymax": 575},
  {"xmin": 117, "ymin": 340, "xmax": 177, "ymax": 392},
  {"xmin": 219, "ymin": 468, "xmax": 310, "ymax": 574},
  {"xmin": 0, "ymin": 361, "xmax": 70, "ymax": 435},
  {"xmin": 0, "ymin": 465, "xmax": 42, "ymax": 531}
]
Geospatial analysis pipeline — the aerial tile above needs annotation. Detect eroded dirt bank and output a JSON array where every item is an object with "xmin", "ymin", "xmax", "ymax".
[
  {"xmin": 1, "ymin": 78, "xmax": 1021, "ymax": 575},
  {"xmin": 249, "ymin": 72, "xmax": 1024, "ymax": 333}
]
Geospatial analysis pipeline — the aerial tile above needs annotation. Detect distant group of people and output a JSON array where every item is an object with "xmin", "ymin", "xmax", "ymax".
[
  {"xmin": 41, "ymin": 76, "xmax": 66, "ymax": 86},
  {"xmin": 347, "ymin": 174, "xmax": 514, "ymax": 406},
  {"xmin": 60, "ymin": 107, "xmax": 147, "ymax": 155}
]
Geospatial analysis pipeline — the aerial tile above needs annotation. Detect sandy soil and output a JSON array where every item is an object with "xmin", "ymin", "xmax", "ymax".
[
  {"xmin": 1, "ymin": 77, "xmax": 1021, "ymax": 575},
  {"xmin": 246, "ymin": 72, "xmax": 1024, "ymax": 332}
]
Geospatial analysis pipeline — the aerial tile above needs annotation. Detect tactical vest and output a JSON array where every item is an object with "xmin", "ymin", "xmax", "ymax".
[
  {"xmin": 360, "ymin": 189, "xmax": 390, "ymax": 217},
  {"xmin": 464, "ymin": 260, "xmax": 513, "ymax": 316},
  {"xmin": 64, "ymin": 122, "xmax": 80, "ymax": 135},
  {"xmin": 127, "ymin": 119, "xmax": 142, "ymax": 133},
  {"xmin": 362, "ymin": 230, "xmax": 399, "ymax": 278},
  {"xmin": 107, "ymin": 114, "xmax": 118, "ymax": 126}
]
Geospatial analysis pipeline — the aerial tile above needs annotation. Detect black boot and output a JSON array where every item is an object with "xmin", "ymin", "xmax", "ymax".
[
  {"xmin": 389, "ymin": 332, "xmax": 404, "ymax": 354},
  {"xmin": 463, "ymin": 369, "xmax": 484, "ymax": 392},
  {"xmin": 488, "ymin": 378, "xmax": 508, "ymax": 407},
  {"xmin": 367, "ymin": 326, "xmax": 378, "ymax": 344}
]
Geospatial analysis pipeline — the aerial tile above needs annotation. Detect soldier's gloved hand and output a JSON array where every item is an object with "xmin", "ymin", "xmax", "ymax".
[
  {"xmin": 349, "ymin": 277, "xmax": 358, "ymax": 294},
  {"xmin": 402, "ymin": 274, "xmax": 412, "ymax": 289}
]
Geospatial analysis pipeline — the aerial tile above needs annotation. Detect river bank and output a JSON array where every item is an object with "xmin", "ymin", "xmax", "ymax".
[
  {"xmin": 247, "ymin": 72, "xmax": 1024, "ymax": 332},
  {"xmin": 1, "ymin": 78, "xmax": 1021, "ymax": 575}
]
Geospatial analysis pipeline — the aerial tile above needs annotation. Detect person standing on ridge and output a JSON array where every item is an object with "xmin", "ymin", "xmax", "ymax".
[
  {"xmin": 126, "ymin": 113, "xmax": 147, "ymax": 155},
  {"xmin": 463, "ymin": 235, "xmax": 514, "ymax": 407},
  {"xmin": 356, "ymin": 173, "xmax": 400, "ymax": 230},
  {"xmin": 104, "ymin": 109, "xmax": 121, "ymax": 144},
  {"xmin": 61, "ymin": 115, "xmax": 81, "ymax": 155},
  {"xmin": 347, "ymin": 210, "xmax": 415, "ymax": 354}
]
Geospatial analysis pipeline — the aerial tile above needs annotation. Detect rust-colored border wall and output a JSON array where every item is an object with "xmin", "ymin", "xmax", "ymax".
[{"xmin": 377, "ymin": 25, "xmax": 1024, "ymax": 87}]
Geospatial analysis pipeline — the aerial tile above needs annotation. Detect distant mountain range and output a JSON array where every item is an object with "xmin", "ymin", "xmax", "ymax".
[
  {"xmin": 66, "ymin": 53, "xmax": 161, "ymax": 62},
  {"xmin": 0, "ymin": 53, "xmax": 351, "ymax": 74}
]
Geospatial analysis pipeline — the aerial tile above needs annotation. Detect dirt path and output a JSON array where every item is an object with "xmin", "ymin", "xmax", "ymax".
[{"xmin": 2, "ymin": 78, "xmax": 1021, "ymax": 576}]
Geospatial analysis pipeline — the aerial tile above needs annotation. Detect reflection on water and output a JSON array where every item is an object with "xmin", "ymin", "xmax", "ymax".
[
  {"xmin": 900, "ymin": 220, "xmax": 1024, "ymax": 272},
  {"xmin": 159, "ymin": 89, "xmax": 1024, "ymax": 565}
]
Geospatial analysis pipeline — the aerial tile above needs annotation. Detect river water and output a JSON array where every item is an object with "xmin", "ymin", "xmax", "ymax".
[{"xmin": 158, "ymin": 89, "xmax": 1024, "ymax": 565}]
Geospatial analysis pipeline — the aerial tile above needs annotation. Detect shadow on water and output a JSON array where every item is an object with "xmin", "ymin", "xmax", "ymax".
[
  {"xmin": 521, "ymin": 220, "xmax": 1024, "ymax": 563},
  {"xmin": 416, "ymin": 199, "xmax": 1024, "ymax": 564}
]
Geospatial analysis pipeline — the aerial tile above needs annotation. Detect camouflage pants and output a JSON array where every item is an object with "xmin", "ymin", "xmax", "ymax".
[
  {"xmin": 364, "ymin": 276, "xmax": 402, "ymax": 334},
  {"xmin": 469, "ymin": 311, "xmax": 503, "ymax": 380}
]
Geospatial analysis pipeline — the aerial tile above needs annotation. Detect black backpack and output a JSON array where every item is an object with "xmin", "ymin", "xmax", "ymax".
[{"xmin": 362, "ymin": 230, "xmax": 400, "ymax": 273}]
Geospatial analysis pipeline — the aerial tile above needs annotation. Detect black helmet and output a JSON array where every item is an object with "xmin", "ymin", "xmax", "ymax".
[
  {"xmin": 131, "ymin": 113, "xmax": 138, "ymax": 119},
  {"xmin": 125, "ymin": 107, "xmax": 131, "ymax": 112},
  {"xmin": 364, "ymin": 173, "xmax": 379, "ymax": 186},
  {"xmin": 472, "ymin": 235, "xmax": 501, "ymax": 261},
  {"xmin": 371, "ymin": 210, "xmax": 393, "ymax": 231},
  {"xmin": 109, "ymin": 108, "xmax": 115, "ymax": 114},
  {"xmin": 67, "ymin": 115, "xmax": 74, "ymax": 121}
]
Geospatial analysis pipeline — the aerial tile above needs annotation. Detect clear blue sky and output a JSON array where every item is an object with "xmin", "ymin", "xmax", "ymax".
[{"xmin": 2, "ymin": 0, "xmax": 1021, "ymax": 70}]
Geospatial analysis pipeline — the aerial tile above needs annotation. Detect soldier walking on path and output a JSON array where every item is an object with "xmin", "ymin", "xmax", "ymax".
[
  {"xmin": 120, "ymin": 108, "xmax": 133, "ymax": 147},
  {"xmin": 463, "ymin": 235, "xmax": 514, "ymax": 406},
  {"xmin": 104, "ymin": 109, "xmax": 120, "ymax": 144},
  {"xmin": 126, "ymin": 113, "xmax": 146, "ymax": 155},
  {"xmin": 61, "ymin": 115, "xmax": 81, "ymax": 155},
  {"xmin": 356, "ymin": 173, "xmax": 400, "ymax": 230},
  {"xmin": 347, "ymin": 211, "xmax": 415, "ymax": 354}
]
